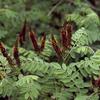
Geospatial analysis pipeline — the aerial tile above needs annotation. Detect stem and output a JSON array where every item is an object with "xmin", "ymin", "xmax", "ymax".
[
  {"xmin": 63, "ymin": 47, "xmax": 75, "ymax": 64},
  {"xmin": 85, "ymin": 0, "xmax": 100, "ymax": 11},
  {"xmin": 47, "ymin": 0, "xmax": 63, "ymax": 16},
  {"xmin": 87, "ymin": 88, "xmax": 99, "ymax": 100}
]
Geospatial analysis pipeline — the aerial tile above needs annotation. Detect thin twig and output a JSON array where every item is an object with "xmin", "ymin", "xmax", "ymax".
[
  {"xmin": 47, "ymin": 0, "xmax": 63, "ymax": 16},
  {"xmin": 85, "ymin": 0, "xmax": 100, "ymax": 11}
]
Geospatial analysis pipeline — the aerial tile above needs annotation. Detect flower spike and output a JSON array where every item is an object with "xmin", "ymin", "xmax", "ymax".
[
  {"xmin": 0, "ymin": 42, "xmax": 15, "ymax": 66},
  {"xmin": 51, "ymin": 34, "xmax": 62, "ymax": 59},
  {"xmin": 60, "ymin": 22, "xmax": 73, "ymax": 49},
  {"xmin": 19, "ymin": 20, "xmax": 27, "ymax": 45},
  {"xmin": 60, "ymin": 28, "xmax": 68, "ymax": 49},
  {"xmin": 13, "ymin": 38, "xmax": 20, "ymax": 66},
  {"xmin": 40, "ymin": 32, "xmax": 46, "ymax": 51},
  {"xmin": 29, "ymin": 30, "xmax": 39, "ymax": 51}
]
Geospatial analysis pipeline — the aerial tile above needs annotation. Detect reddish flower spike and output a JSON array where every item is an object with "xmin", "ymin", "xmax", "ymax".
[
  {"xmin": 19, "ymin": 20, "xmax": 27, "ymax": 45},
  {"xmin": 40, "ymin": 32, "xmax": 46, "ymax": 51},
  {"xmin": 51, "ymin": 34, "xmax": 62, "ymax": 59},
  {"xmin": 66, "ymin": 23, "xmax": 73, "ymax": 34},
  {"xmin": 61, "ymin": 22, "xmax": 72, "ymax": 49},
  {"xmin": 0, "ymin": 42, "xmax": 8, "ymax": 57},
  {"xmin": 29, "ymin": 31, "xmax": 39, "ymax": 51},
  {"xmin": 66, "ymin": 23, "xmax": 72, "ymax": 47},
  {"xmin": 61, "ymin": 29, "xmax": 68, "ymax": 49},
  {"xmin": 0, "ymin": 42, "xmax": 15, "ymax": 66},
  {"xmin": 92, "ymin": 77, "xmax": 100, "ymax": 87},
  {"xmin": 13, "ymin": 38, "xmax": 20, "ymax": 66}
]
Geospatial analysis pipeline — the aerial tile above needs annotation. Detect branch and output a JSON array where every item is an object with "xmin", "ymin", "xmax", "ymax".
[
  {"xmin": 47, "ymin": 0, "xmax": 63, "ymax": 16},
  {"xmin": 85, "ymin": 0, "xmax": 100, "ymax": 11}
]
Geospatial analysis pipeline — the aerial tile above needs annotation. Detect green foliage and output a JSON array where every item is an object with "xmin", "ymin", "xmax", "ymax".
[
  {"xmin": 67, "ymin": 3, "xmax": 100, "ymax": 45},
  {"xmin": 0, "ymin": 41, "xmax": 100, "ymax": 100},
  {"xmin": 0, "ymin": 0, "xmax": 100, "ymax": 100}
]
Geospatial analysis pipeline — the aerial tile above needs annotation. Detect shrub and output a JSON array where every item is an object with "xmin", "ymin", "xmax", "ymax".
[{"xmin": 0, "ymin": 21, "xmax": 100, "ymax": 100}]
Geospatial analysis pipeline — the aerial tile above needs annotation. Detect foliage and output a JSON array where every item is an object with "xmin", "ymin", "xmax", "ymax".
[
  {"xmin": 0, "ymin": 0, "xmax": 100, "ymax": 47},
  {"xmin": 0, "ymin": 0, "xmax": 100, "ymax": 100},
  {"xmin": 0, "ymin": 22, "xmax": 100, "ymax": 100}
]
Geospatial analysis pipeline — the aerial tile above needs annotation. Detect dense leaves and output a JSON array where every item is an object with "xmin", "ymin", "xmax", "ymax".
[{"xmin": 0, "ymin": 0, "xmax": 100, "ymax": 100}]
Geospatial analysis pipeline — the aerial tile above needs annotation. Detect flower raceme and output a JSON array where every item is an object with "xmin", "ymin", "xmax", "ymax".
[
  {"xmin": 92, "ymin": 77, "xmax": 100, "ymax": 87},
  {"xmin": 29, "ymin": 30, "xmax": 46, "ymax": 52},
  {"xmin": 19, "ymin": 20, "xmax": 27, "ymax": 46},
  {"xmin": 51, "ymin": 34, "xmax": 62, "ymax": 60},
  {"xmin": 51, "ymin": 22, "xmax": 73, "ymax": 59},
  {"xmin": 60, "ymin": 22, "xmax": 73, "ymax": 49},
  {"xmin": 29, "ymin": 30, "xmax": 39, "ymax": 51},
  {"xmin": 40, "ymin": 32, "xmax": 46, "ymax": 51},
  {"xmin": 13, "ymin": 38, "xmax": 20, "ymax": 67},
  {"xmin": 0, "ymin": 42, "xmax": 15, "ymax": 67}
]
